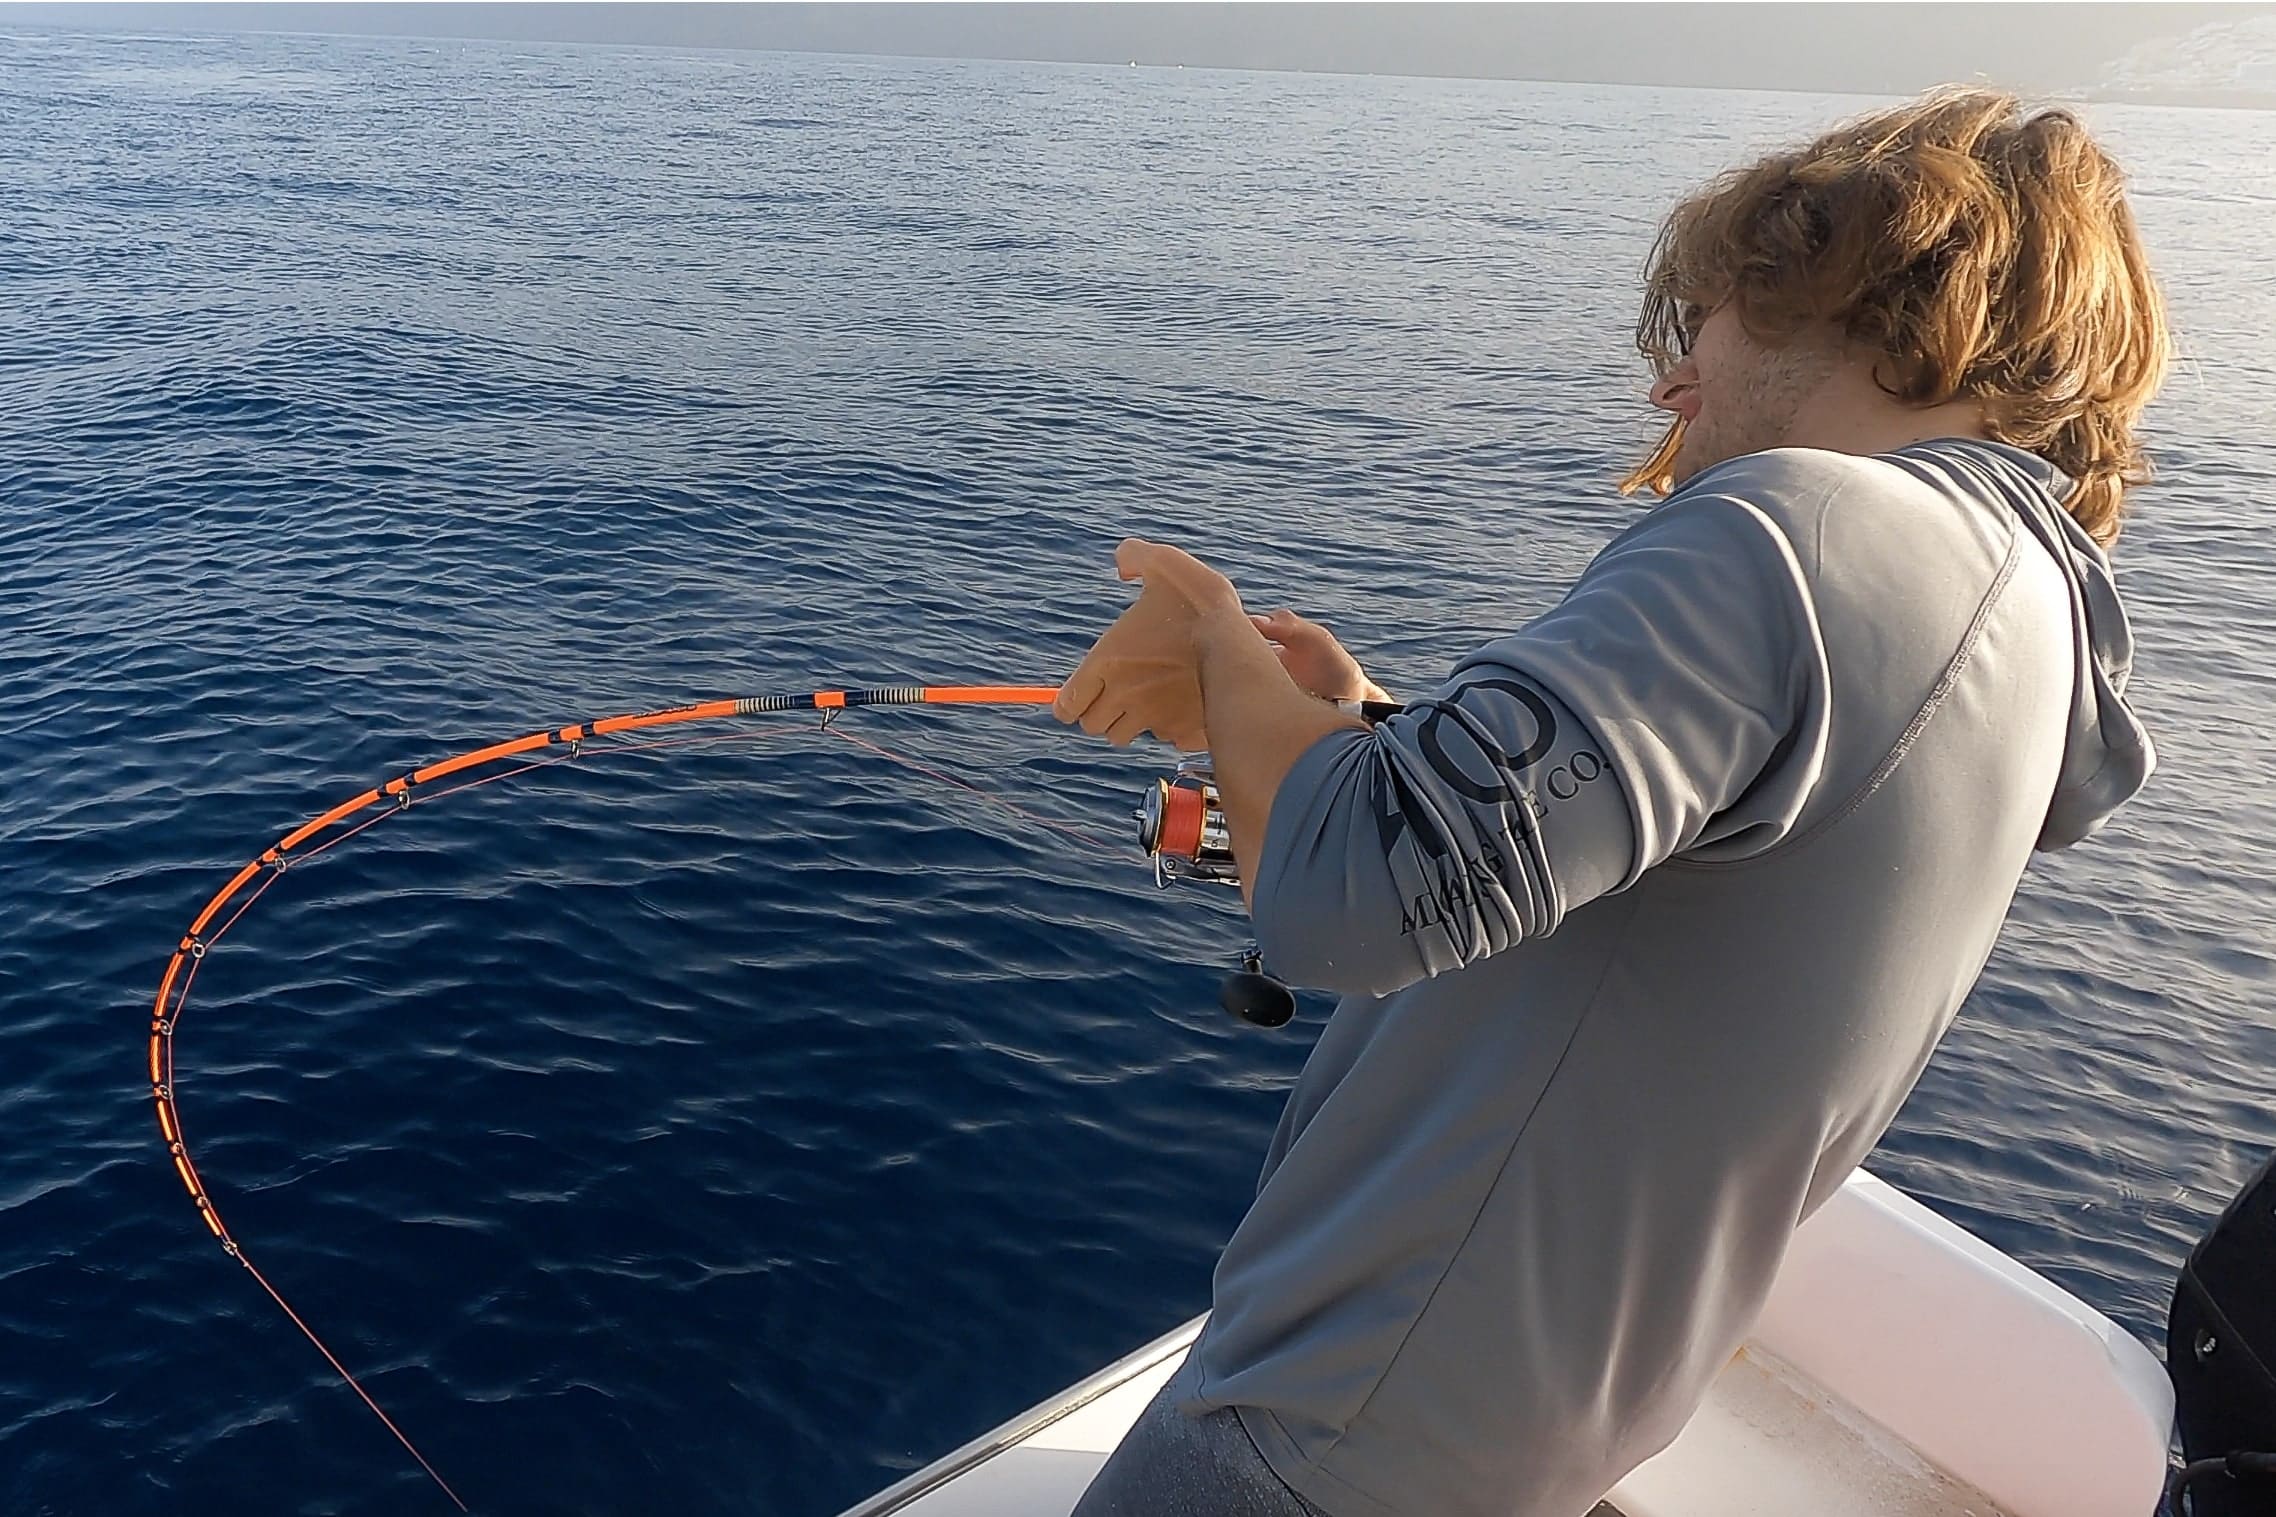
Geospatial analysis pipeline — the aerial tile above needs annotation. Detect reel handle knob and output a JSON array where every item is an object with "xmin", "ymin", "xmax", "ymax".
[{"xmin": 1221, "ymin": 948, "xmax": 1297, "ymax": 1029}]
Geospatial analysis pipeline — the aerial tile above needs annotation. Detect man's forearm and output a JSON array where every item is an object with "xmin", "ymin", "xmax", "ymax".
[{"xmin": 1194, "ymin": 608, "xmax": 1371, "ymax": 910}]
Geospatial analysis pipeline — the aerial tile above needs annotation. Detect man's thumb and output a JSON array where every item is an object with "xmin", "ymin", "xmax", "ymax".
[{"xmin": 1114, "ymin": 537, "xmax": 1171, "ymax": 584}]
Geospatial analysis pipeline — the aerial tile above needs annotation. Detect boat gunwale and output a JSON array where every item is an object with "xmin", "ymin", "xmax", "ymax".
[{"xmin": 833, "ymin": 1313, "xmax": 1207, "ymax": 1517}]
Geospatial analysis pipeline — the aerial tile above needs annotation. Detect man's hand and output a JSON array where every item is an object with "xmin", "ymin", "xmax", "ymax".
[
  {"xmin": 1054, "ymin": 539, "xmax": 1250, "ymax": 750},
  {"xmin": 1058, "ymin": 540, "xmax": 1368, "ymax": 905},
  {"xmin": 1249, "ymin": 608, "xmax": 1394, "ymax": 705}
]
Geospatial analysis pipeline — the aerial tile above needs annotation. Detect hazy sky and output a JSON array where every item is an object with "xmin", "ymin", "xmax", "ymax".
[{"xmin": 6, "ymin": 2, "xmax": 2272, "ymax": 98}]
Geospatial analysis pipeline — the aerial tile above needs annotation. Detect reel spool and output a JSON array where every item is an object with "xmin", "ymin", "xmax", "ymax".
[{"xmin": 1134, "ymin": 757, "xmax": 1241, "ymax": 888}]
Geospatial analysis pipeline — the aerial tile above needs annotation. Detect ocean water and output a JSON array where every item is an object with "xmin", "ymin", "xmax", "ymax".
[{"xmin": 2, "ymin": 26, "xmax": 2273, "ymax": 1517}]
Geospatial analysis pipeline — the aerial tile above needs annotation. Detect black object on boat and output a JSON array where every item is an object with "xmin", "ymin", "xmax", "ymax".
[{"xmin": 2166, "ymin": 1149, "xmax": 2276, "ymax": 1516}]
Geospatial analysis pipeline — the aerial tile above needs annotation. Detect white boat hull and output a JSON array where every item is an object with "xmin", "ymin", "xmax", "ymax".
[{"xmin": 840, "ymin": 1169, "xmax": 2172, "ymax": 1517}]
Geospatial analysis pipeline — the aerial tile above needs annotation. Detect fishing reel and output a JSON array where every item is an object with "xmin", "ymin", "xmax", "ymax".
[
  {"xmin": 1135, "ymin": 757, "xmax": 1297, "ymax": 1030},
  {"xmin": 1134, "ymin": 757, "xmax": 1239, "ymax": 889}
]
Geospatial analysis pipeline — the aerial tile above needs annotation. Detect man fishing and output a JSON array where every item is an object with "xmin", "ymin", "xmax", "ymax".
[{"xmin": 1054, "ymin": 87, "xmax": 2169, "ymax": 1517}]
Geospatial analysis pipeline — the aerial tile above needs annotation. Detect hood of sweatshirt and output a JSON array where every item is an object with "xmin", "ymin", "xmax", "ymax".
[{"xmin": 1906, "ymin": 438, "xmax": 2156, "ymax": 850}]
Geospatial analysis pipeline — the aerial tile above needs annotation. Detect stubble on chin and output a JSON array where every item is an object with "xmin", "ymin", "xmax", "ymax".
[{"xmin": 1669, "ymin": 415, "xmax": 1726, "ymax": 486}]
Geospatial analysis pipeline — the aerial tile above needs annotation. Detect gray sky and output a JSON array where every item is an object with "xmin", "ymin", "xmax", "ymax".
[{"xmin": 5, "ymin": 3, "xmax": 2273, "ymax": 100}]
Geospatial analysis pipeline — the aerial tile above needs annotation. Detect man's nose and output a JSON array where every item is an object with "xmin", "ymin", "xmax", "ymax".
[{"xmin": 1650, "ymin": 360, "xmax": 1701, "ymax": 419}]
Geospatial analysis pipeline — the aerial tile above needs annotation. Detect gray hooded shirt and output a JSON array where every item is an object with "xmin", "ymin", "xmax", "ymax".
[{"xmin": 1177, "ymin": 439, "xmax": 2154, "ymax": 1517}]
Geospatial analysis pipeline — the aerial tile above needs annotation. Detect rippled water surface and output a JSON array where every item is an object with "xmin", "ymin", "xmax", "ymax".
[{"xmin": 4, "ymin": 27, "xmax": 2273, "ymax": 1517}]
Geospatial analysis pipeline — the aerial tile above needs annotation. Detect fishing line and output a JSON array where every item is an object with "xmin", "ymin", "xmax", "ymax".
[{"xmin": 150, "ymin": 685, "xmax": 1083, "ymax": 1511}]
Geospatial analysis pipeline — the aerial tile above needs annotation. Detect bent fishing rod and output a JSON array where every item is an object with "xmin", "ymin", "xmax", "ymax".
[{"xmin": 150, "ymin": 681, "xmax": 1320, "ymax": 1509}]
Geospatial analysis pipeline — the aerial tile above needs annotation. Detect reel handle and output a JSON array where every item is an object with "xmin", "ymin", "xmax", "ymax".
[{"xmin": 1136, "ymin": 755, "xmax": 1333, "ymax": 1031}]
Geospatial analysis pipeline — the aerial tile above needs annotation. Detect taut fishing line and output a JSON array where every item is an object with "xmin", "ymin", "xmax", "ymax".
[{"xmin": 148, "ymin": 684, "xmax": 1127, "ymax": 1510}]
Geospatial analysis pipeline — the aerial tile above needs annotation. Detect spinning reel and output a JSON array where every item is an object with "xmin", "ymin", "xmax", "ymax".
[{"xmin": 1134, "ymin": 756, "xmax": 1298, "ymax": 1029}]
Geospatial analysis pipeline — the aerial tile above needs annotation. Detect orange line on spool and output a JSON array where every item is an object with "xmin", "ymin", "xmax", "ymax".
[
  {"xmin": 1159, "ymin": 782, "xmax": 1206, "ymax": 859},
  {"xmin": 1164, "ymin": 783, "xmax": 1208, "ymax": 859}
]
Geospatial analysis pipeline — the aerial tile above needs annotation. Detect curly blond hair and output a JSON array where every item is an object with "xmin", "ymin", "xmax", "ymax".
[{"xmin": 1621, "ymin": 88, "xmax": 2172, "ymax": 546}]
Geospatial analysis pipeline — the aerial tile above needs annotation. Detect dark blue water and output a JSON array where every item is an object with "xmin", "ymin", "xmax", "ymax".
[{"xmin": 4, "ymin": 26, "xmax": 2273, "ymax": 1517}]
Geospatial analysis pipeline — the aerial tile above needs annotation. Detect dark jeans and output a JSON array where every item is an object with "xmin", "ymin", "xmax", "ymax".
[{"xmin": 1070, "ymin": 1359, "xmax": 1331, "ymax": 1517}]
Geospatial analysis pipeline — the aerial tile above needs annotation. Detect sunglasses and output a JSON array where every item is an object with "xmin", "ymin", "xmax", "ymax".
[{"xmin": 1675, "ymin": 300, "xmax": 1710, "ymax": 358}]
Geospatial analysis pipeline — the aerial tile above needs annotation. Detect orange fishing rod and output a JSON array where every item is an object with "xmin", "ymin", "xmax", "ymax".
[{"xmin": 150, "ymin": 684, "xmax": 1063, "ymax": 1511}]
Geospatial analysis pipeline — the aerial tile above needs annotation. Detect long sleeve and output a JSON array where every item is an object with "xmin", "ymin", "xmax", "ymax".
[{"xmin": 1251, "ymin": 490, "xmax": 1831, "ymax": 996}]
